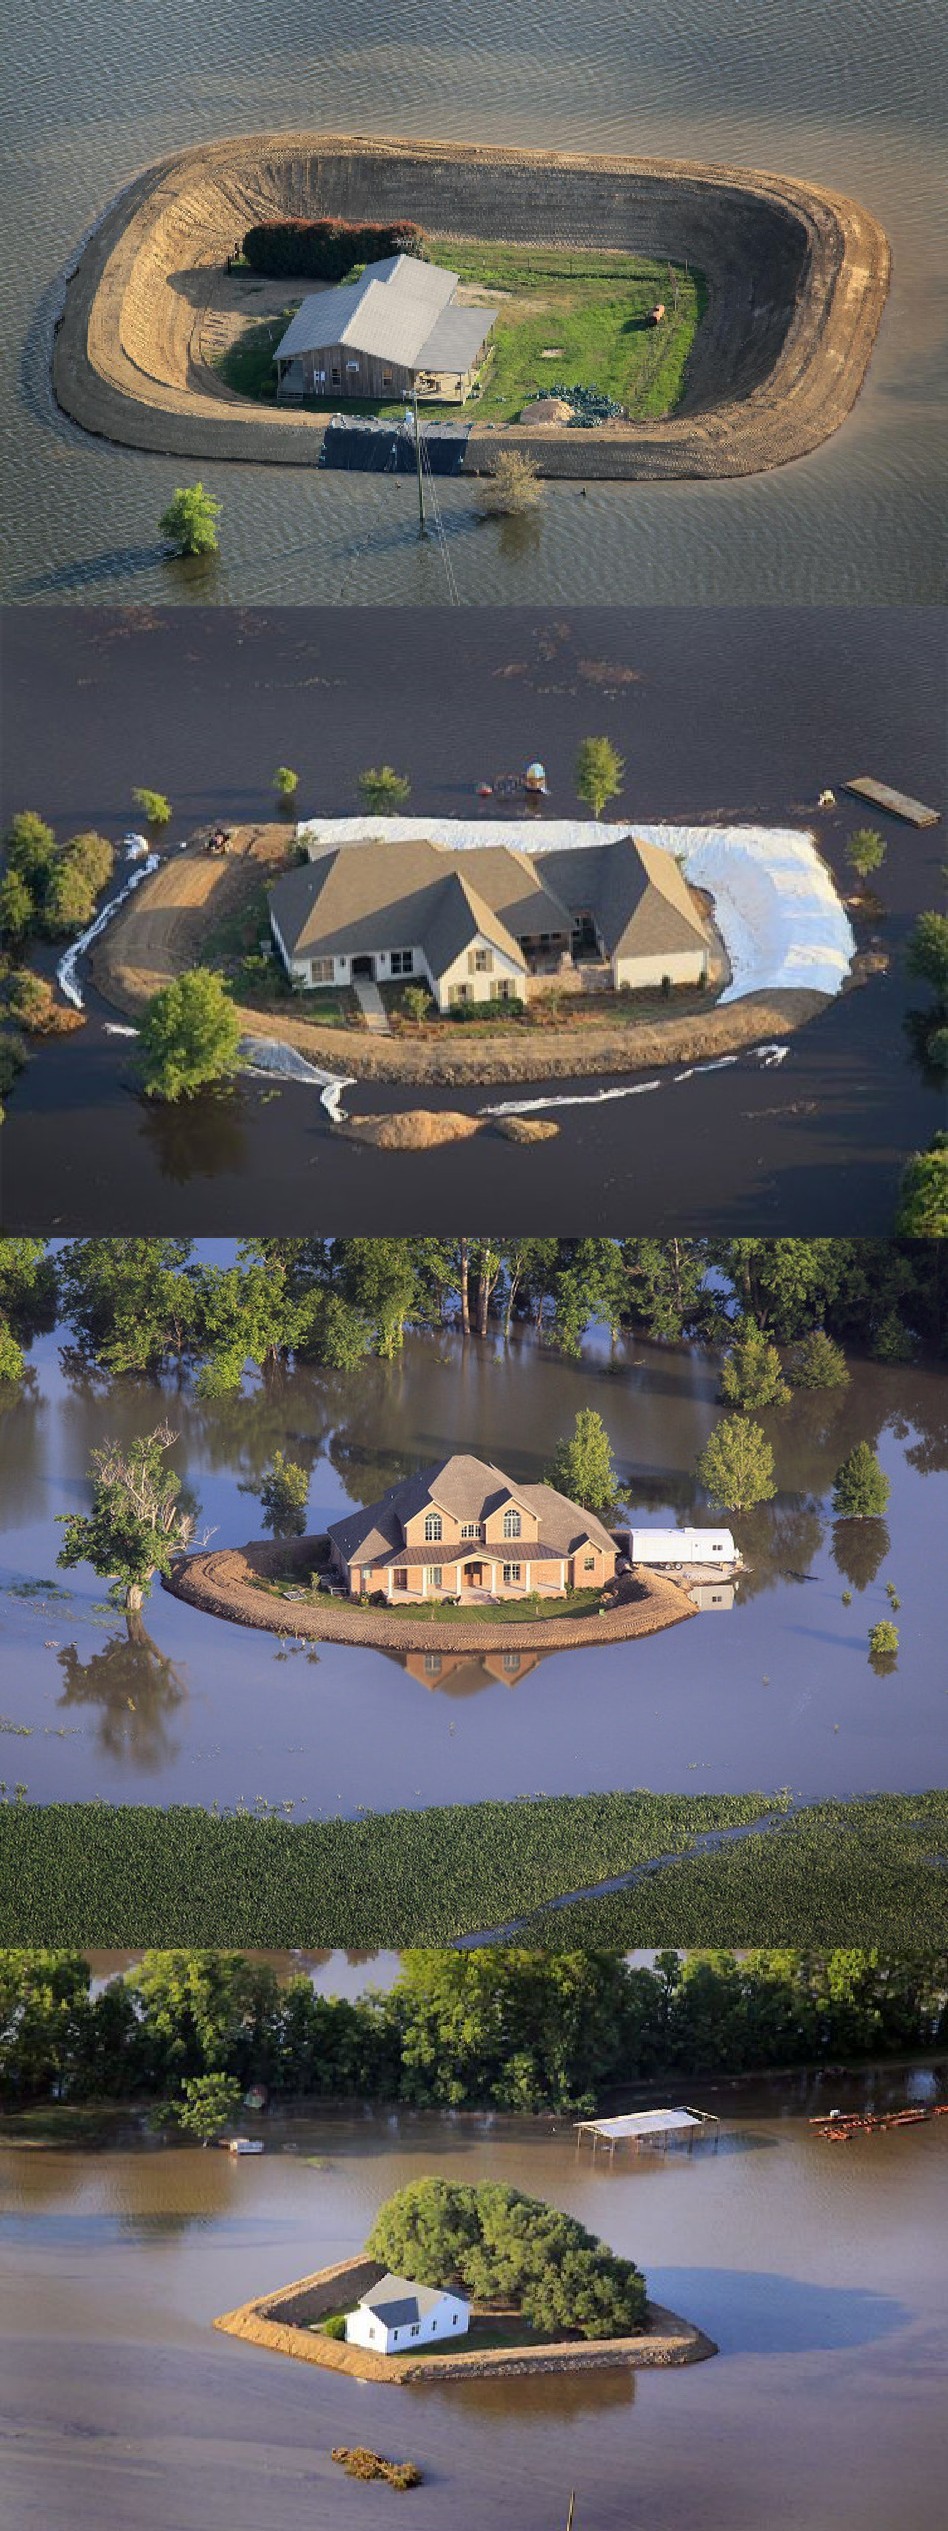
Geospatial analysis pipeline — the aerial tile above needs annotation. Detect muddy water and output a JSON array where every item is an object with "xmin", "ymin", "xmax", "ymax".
[
  {"xmin": 2, "ymin": 1321, "xmax": 945, "ymax": 1811},
  {"xmin": 1, "ymin": 607, "xmax": 944, "ymax": 1236},
  {"xmin": 1, "ymin": 0, "xmax": 944, "ymax": 606},
  {"xmin": 2, "ymin": 2071, "xmax": 947, "ymax": 2530}
]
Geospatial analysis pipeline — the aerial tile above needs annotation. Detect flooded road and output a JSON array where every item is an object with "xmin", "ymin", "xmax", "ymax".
[
  {"xmin": 1, "ymin": 0, "xmax": 944, "ymax": 607},
  {"xmin": 2, "ymin": 2068, "xmax": 946, "ymax": 2530},
  {"xmin": 2, "ymin": 1322, "xmax": 945, "ymax": 1813},
  {"xmin": 1, "ymin": 607, "xmax": 943, "ymax": 1234}
]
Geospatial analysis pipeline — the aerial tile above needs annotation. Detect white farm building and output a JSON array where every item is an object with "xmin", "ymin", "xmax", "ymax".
[
  {"xmin": 624, "ymin": 1529, "xmax": 738, "ymax": 1568},
  {"xmin": 345, "ymin": 2273, "xmax": 470, "ymax": 2355}
]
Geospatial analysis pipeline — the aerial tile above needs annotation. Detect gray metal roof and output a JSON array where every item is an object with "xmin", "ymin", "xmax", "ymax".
[
  {"xmin": 360, "ymin": 2271, "xmax": 467, "ymax": 2326},
  {"xmin": 275, "ymin": 254, "xmax": 480, "ymax": 370},
  {"xmin": 415, "ymin": 303, "xmax": 496, "ymax": 373}
]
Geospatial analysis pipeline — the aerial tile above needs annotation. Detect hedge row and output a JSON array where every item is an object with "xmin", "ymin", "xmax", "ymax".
[
  {"xmin": 242, "ymin": 218, "xmax": 427, "ymax": 280},
  {"xmin": 2, "ymin": 1790, "xmax": 947, "ymax": 1947}
]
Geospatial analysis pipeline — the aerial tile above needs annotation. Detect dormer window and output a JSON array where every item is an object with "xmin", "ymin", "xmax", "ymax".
[
  {"xmin": 503, "ymin": 1508, "xmax": 522, "ymax": 1539},
  {"xmin": 461, "ymin": 1521, "xmax": 478, "ymax": 1539},
  {"xmin": 424, "ymin": 1512, "xmax": 443, "ymax": 1541}
]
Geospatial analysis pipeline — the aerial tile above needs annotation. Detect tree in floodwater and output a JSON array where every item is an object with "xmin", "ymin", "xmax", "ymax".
[
  {"xmin": 575, "ymin": 736, "xmax": 624, "ymax": 820},
  {"xmin": 895, "ymin": 1133, "xmax": 948, "ymax": 1237},
  {"xmin": 56, "ymin": 1423, "xmax": 194, "ymax": 1611},
  {"xmin": 846, "ymin": 828, "xmax": 886, "ymax": 886},
  {"xmin": 695, "ymin": 1415, "xmax": 776, "ymax": 1512},
  {"xmin": 868, "ymin": 1618, "xmax": 899, "ymax": 1673},
  {"xmin": 546, "ymin": 1408, "xmax": 621, "ymax": 1516},
  {"xmin": 257, "ymin": 1450, "xmax": 310, "ymax": 1538},
  {"xmin": 367, "ymin": 2177, "xmax": 647, "ymax": 2339},
  {"xmin": 357, "ymin": 765, "xmax": 411, "ymax": 814},
  {"xmin": 719, "ymin": 1318, "xmax": 790, "ymax": 1412},
  {"xmin": 174, "ymin": 2072, "xmax": 243, "ymax": 2144},
  {"xmin": 158, "ymin": 483, "xmax": 222, "ymax": 557},
  {"xmin": 832, "ymin": 1441, "xmax": 890, "ymax": 1519},
  {"xmin": 787, "ymin": 1329, "xmax": 850, "ymax": 1390},
  {"xmin": 138, "ymin": 968, "xmax": 242, "ymax": 1102}
]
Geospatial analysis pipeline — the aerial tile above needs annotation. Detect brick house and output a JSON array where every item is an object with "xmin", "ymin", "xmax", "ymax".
[{"xmin": 326, "ymin": 1454, "xmax": 618, "ymax": 1603}]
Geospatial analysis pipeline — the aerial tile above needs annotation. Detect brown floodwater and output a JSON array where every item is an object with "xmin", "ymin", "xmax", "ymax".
[
  {"xmin": 1, "ymin": 1314, "xmax": 946, "ymax": 1810},
  {"xmin": 2, "ymin": 2068, "xmax": 946, "ymax": 2530}
]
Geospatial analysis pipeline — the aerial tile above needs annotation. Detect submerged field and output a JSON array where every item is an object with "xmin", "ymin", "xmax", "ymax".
[{"xmin": 214, "ymin": 241, "xmax": 703, "ymax": 423}]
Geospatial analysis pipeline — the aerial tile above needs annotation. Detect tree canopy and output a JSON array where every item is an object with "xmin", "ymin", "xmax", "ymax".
[
  {"xmin": 546, "ymin": 1408, "xmax": 621, "ymax": 1514},
  {"xmin": 575, "ymin": 737, "xmax": 624, "ymax": 820},
  {"xmin": 159, "ymin": 484, "xmax": 221, "ymax": 556},
  {"xmin": 366, "ymin": 2176, "xmax": 647, "ymax": 2338},
  {"xmin": 56, "ymin": 1423, "xmax": 195, "ymax": 1610},
  {"xmin": 832, "ymin": 1442, "xmax": 890, "ymax": 1519},
  {"xmin": 138, "ymin": 968, "xmax": 242, "ymax": 1102},
  {"xmin": 695, "ymin": 1416, "xmax": 776, "ymax": 1512}
]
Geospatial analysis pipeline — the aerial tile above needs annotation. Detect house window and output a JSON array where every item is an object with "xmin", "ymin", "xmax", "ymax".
[
  {"xmin": 454, "ymin": 982, "xmax": 469, "ymax": 1004},
  {"xmin": 503, "ymin": 1563, "xmax": 521, "ymax": 1586},
  {"xmin": 503, "ymin": 1509, "xmax": 522, "ymax": 1539},
  {"xmin": 309, "ymin": 957, "xmax": 334, "ymax": 984},
  {"xmin": 410, "ymin": 2323, "xmax": 420, "ymax": 2337},
  {"xmin": 468, "ymin": 946, "xmax": 492, "ymax": 975},
  {"xmin": 391, "ymin": 949, "xmax": 414, "ymax": 976},
  {"xmin": 452, "ymin": 2313, "xmax": 459, "ymax": 2325},
  {"xmin": 383, "ymin": 369, "xmax": 394, "ymax": 387},
  {"xmin": 424, "ymin": 1512, "xmax": 443, "ymax": 1541},
  {"xmin": 427, "ymin": 1566, "xmax": 443, "ymax": 1592},
  {"xmin": 583, "ymin": 1554, "xmax": 596, "ymax": 1572},
  {"xmin": 394, "ymin": 1568, "xmax": 408, "ymax": 1592},
  {"xmin": 503, "ymin": 1652, "xmax": 521, "ymax": 1673},
  {"xmin": 331, "ymin": 367, "xmax": 341, "ymax": 384},
  {"xmin": 424, "ymin": 1653, "xmax": 442, "ymax": 1675}
]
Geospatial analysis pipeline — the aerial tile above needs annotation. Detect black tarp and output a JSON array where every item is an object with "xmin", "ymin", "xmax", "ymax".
[{"xmin": 319, "ymin": 417, "xmax": 472, "ymax": 474}]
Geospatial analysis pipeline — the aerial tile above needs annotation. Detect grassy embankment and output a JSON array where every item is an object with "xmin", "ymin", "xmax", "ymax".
[
  {"xmin": 214, "ymin": 242, "xmax": 703, "ymax": 424},
  {"xmin": 254, "ymin": 1574, "xmax": 607, "ymax": 1623},
  {"xmin": 3, "ymin": 1791, "xmax": 946, "ymax": 1948}
]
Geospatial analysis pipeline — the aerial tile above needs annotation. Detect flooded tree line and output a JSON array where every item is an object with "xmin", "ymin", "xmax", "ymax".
[{"xmin": 2, "ymin": 1947, "xmax": 947, "ymax": 2119}]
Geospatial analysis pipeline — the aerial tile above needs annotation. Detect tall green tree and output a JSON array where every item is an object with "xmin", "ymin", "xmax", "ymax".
[
  {"xmin": 56, "ymin": 1424, "xmax": 195, "ymax": 1611},
  {"xmin": 257, "ymin": 1450, "xmax": 310, "ymax": 1538},
  {"xmin": 357, "ymin": 766, "xmax": 411, "ymax": 814},
  {"xmin": 832, "ymin": 1442, "xmax": 890, "ymax": 1518},
  {"xmin": 719, "ymin": 1318, "xmax": 790, "ymax": 1411},
  {"xmin": 367, "ymin": 2177, "xmax": 647, "ymax": 2338},
  {"xmin": 696, "ymin": 1415, "xmax": 776, "ymax": 1512},
  {"xmin": 546, "ymin": 1408, "xmax": 621, "ymax": 1515},
  {"xmin": 575, "ymin": 737, "xmax": 624, "ymax": 820},
  {"xmin": 139, "ymin": 969, "xmax": 241, "ymax": 1102},
  {"xmin": 159, "ymin": 483, "xmax": 222, "ymax": 557}
]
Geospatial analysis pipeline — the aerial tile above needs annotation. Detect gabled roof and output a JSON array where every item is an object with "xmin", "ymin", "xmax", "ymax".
[
  {"xmin": 271, "ymin": 839, "xmax": 539, "ymax": 978},
  {"xmin": 537, "ymin": 834, "xmax": 710, "ymax": 958},
  {"xmin": 274, "ymin": 254, "xmax": 488, "ymax": 371},
  {"xmin": 421, "ymin": 870, "xmax": 526, "ymax": 978},
  {"xmin": 359, "ymin": 2271, "xmax": 467, "ymax": 2327},
  {"xmin": 327, "ymin": 1455, "xmax": 618, "ymax": 1565}
]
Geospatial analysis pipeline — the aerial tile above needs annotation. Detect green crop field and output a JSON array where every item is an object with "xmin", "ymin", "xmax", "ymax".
[
  {"xmin": 214, "ymin": 242, "xmax": 703, "ymax": 425},
  {"xmin": 3, "ymin": 1790, "xmax": 946, "ymax": 1949}
]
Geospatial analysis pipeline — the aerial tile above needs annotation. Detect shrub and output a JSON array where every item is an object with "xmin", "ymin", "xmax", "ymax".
[
  {"xmin": 449, "ymin": 996, "xmax": 524, "ymax": 1022},
  {"xmin": 159, "ymin": 484, "xmax": 221, "ymax": 557},
  {"xmin": 401, "ymin": 984, "xmax": 435, "ymax": 1023},
  {"xmin": 846, "ymin": 828, "xmax": 886, "ymax": 883},
  {"xmin": 132, "ymin": 789, "xmax": 173, "ymax": 829},
  {"xmin": 895, "ymin": 1132, "xmax": 948, "ymax": 1236},
  {"xmin": 357, "ymin": 765, "xmax": 411, "ymax": 814},
  {"xmin": 6, "ymin": 969, "xmax": 55, "ymax": 1031},
  {"xmin": 832, "ymin": 1443, "xmax": 890, "ymax": 1519},
  {"xmin": 868, "ymin": 1620, "xmax": 899, "ymax": 1661},
  {"xmin": 476, "ymin": 451, "xmax": 543, "ymax": 517},
  {"xmin": 322, "ymin": 2313, "xmax": 347, "ymax": 2341},
  {"xmin": 273, "ymin": 766, "xmax": 299, "ymax": 798},
  {"xmin": 0, "ymin": 1031, "xmax": 27, "ymax": 1097},
  {"xmin": 788, "ymin": 1329, "xmax": 850, "ymax": 1390},
  {"xmin": 243, "ymin": 218, "xmax": 427, "ymax": 280}
]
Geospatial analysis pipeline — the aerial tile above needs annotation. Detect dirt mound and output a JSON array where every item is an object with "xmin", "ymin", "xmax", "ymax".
[
  {"xmin": 495, "ymin": 1115, "xmax": 560, "ymax": 1142},
  {"xmin": 343, "ymin": 1108, "xmax": 483, "ymax": 1150}
]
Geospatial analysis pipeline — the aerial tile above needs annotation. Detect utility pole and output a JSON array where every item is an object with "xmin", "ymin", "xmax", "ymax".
[{"xmin": 412, "ymin": 387, "xmax": 427, "ymax": 536}]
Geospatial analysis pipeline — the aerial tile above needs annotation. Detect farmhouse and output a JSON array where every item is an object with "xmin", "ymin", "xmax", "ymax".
[
  {"xmin": 326, "ymin": 1453, "xmax": 618, "ymax": 1603},
  {"xmin": 273, "ymin": 254, "xmax": 497, "ymax": 404},
  {"xmin": 269, "ymin": 832, "xmax": 713, "ymax": 1009},
  {"xmin": 345, "ymin": 2274, "xmax": 470, "ymax": 2354}
]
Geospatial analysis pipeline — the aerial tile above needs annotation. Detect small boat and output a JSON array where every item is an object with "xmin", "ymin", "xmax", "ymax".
[{"xmin": 226, "ymin": 2136, "xmax": 264, "ymax": 2155}]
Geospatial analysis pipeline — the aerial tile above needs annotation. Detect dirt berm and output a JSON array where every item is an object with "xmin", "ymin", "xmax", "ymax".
[
  {"xmin": 92, "ymin": 831, "xmax": 828, "ymax": 1088},
  {"xmin": 53, "ymin": 130, "xmax": 890, "ymax": 479}
]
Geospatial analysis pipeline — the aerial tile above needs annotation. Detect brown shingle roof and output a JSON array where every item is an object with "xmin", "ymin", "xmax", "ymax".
[
  {"xmin": 327, "ymin": 1455, "xmax": 617, "ymax": 1564},
  {"xmin": 537, "ymin": 835, "xmax": 710, "ymax": 958}
]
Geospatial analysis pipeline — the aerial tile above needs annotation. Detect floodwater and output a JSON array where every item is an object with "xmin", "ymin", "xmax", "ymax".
[
  {"xmin": 1, "ymin": 607, "xmax": 944, "ymax": 1235},
  {"xmin": 1, "ymin": 0, "xmax": 945, "ymax": 607},
  {"xmin": 2, "ymin": 1320, "xmax": 946, "ymax": 1813},
  {"xmin": 2, "ymin": 2072, "xmax": 947, "ymax": 2531}
]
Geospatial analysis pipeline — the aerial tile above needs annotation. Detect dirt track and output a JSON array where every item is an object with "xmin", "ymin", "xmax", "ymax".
[
  {"xmin": 52, "ymin": 130, "xmax": 890, "ymax": 480},
  {"xmin": 93, "ymin": 834, "xmax": 827, "ymax": 1086},
  {"xmin": 165, "ymin": 1539, "xmax": 696, "ymax": 1653}
]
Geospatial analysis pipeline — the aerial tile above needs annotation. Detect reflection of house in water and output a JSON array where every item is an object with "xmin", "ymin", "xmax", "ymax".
[{"xmin": 379, "ymin": 1646, "xmax": 545, "ymax": 1697}]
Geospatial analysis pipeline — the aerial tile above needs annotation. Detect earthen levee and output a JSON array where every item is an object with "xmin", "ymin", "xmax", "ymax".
[
  {"xmin": 214, "ymin": 2253, "xmax": 717, "ymax": 2378},
  {"xmin": 52, "ymin": 130, "xmax": 890, "ymax": 479},
  {"xmin": 165, "ymin": 1537, "xmax": 696, "ymax": 1653}
]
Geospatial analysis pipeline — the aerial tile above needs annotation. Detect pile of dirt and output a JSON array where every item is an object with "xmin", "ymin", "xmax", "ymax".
[
  {"xmin": 495, "ymin": 1115, "xmax": 560, "ymax": 1142},
  {"xmin": 519, "ymin": 395, "xmax": 574, "ymax": 425},
  {"xmin": 343, "ymin": 1108, "xmax": 483, "ymax": 1150}
]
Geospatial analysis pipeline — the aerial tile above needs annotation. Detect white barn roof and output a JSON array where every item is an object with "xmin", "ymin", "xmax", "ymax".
[
  {"xmin": 275, "ymin": 255, "xmax": 493, "ymax": 374},
  {"xmin": 577, "ymin": 2109, "xmax": 709, "ymax": 2139}
]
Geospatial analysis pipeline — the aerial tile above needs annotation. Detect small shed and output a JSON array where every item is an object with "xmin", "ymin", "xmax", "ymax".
[
  {"xmin": 345, "ymin": 2273, "xmax": 470, "ymax": 2355},
  {"xmin": 624, "ymin": 1529, "xmax": 737, "ymax": 1568},
  {"xmin": 576, "ymin": 2107, "xmax": 719, "ymax": 2158}
]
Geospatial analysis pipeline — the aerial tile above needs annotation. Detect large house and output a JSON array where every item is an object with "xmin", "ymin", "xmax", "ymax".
[
  {"xmin": 274, "ymin": 254, "xmax": 496, "ymax": 404},
  {"xmin": 269, "ymin": 832, "xmax": 713, "ymax": 1009},
  {"xmin": 326, "ymin": 1454, "xmax": 618, "ymax": 1603},
  {"xmin": 345, "ymin": 2273, "xmax": 470, "ymax": 2355}
]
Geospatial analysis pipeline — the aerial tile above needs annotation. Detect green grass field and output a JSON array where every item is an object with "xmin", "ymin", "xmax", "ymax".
[
  {"xmin": 3, "ymin": 1791, "xmax": 946, "ymax": 1949},
  {"xmin": 214, "ymin": 241, "xmax": 703, "ymax": 425}
]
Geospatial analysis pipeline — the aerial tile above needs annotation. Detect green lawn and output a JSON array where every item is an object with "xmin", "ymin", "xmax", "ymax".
[
  {"xmin": 213, "ymin": 241, "xmax": 703, "ymax": 425},
  {"xmin": 379, "ymin": 1587, "xmax": 608, "ymax": 1624}
]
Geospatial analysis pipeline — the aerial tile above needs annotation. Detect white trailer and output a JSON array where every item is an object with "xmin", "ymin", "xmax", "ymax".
[{"xmin": 624, "ymin": 1528, "xmax": 738, "ymax": 1567}]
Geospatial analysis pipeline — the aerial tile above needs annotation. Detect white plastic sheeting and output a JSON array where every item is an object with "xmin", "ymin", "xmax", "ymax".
[
  {"xmin": 56, "ymin": 857, "xmax": 160, "ymax": 1008},
  {"xmin": 238, "ymin": 1034, "xmax": 354, "ymax": 1122},
  {"xmin": 296, "ymin": 815, "xmax": 855, "ymax": 1004}
]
